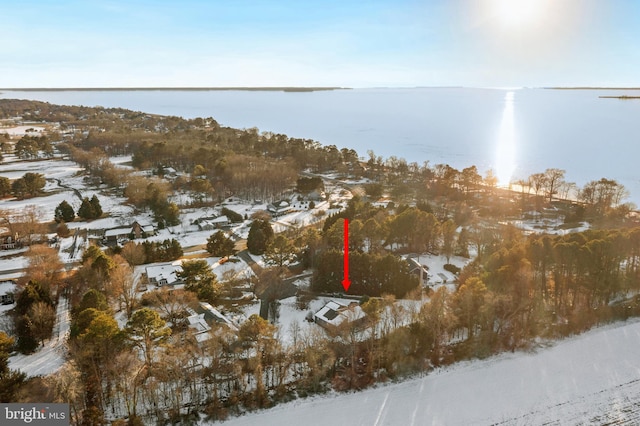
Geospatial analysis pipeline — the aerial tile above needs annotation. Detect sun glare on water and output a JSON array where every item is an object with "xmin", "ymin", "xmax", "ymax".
[{"xmin": 495, "ymin": 91, "xmax": 517, "ymax": 186}]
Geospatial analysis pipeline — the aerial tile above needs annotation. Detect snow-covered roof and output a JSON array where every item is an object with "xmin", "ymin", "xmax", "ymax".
[
  {"xmin": 199, "ymin": 215, "xmax": 230, "ymax": 228},
  {"xmin": 0, "ymin": 280, "xmax": 17, "ymax": 295},
  {"xmin": 104, "ymin": 227, "xmax": 132, "ymax": 238},
  {"xmin": 145, "ymin": 264, "xmax": 182, "ymax": 285},
  {"xmin": 187, "ymin": 313, "xmax": 212, "ymax": 336},
  {"xmin": 199, "ymin": 302, "xmax": 238, "ymax": 331},
  {"xmin": 315, "ymin": 300, "xmax": 366, "ymax": 327},
  {"xmin": 268, "ymin": 200, "xmax": 292, "ymax": 211}
]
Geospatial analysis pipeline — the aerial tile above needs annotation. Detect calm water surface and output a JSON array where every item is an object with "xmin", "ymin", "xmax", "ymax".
[{"xmin": 2, "ymin": 88, "xmax": 640, "ymax": 204}]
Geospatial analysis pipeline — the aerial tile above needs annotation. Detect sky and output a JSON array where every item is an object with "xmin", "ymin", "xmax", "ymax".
[{"xmin": 1, "ymin": 0, "xmax": 640, "ymax": 88}]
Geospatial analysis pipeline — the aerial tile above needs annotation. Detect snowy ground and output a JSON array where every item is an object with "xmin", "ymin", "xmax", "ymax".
[
  {"xmin": 272, "ymin": 296, "xmax": 359, "ymax": 346},
  {"xmin": 502, "ymin": 214, "xmax": 591, "ymax": 236},
  {"xmin": 213, "ymin": 318, "xmax": 640, "ymax": 426},
  {"xmin": 9, "ymin": 296, "xmax": 70, "ymax": 377},
  {"xmin": 410, "ymin": 253, "xmax": 472, "ymax": 290},
  {"xmin": 0, "ymin": 125, "xmax": 47, "ymax": 136}
]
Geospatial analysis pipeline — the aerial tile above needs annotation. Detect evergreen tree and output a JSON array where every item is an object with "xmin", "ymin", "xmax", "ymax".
[
  {"xmin": 206, "ymin": 230, "xmax": 236, "ymax": 257},
  {"xmin": 176, "ymin": 259, "xmax": 220, "ymax": 304},
  {"xmin": 13, "ymin": 281, "xmax": 53, "ymax": 353},
  {"xmin": 0, "ymin": 177, "xmax": 10, "ymax": 197},
  {"xmin": 54, "ymin": 200, "xmax": 75, "ymax": 223},
  {"xmin": 247, "ymin": 219, "xmax": 274, "ymax": 255},
  {"xmin": 264, "ymin": 234, "xmax": 296, "ymax": 267},
  {"xmin": 126, "ymin": 308, "xmax": 170, "ymax": 368},
  {"xmin": 0, "ymin": 332, "xmax": 26, "ymax": 402},
  {"xmin": 90, "ymin": 195, "xmax": 103, "ymax": 218},
  {"xmin": 77, "ymin": 197, "xmax": 96, "ymax": 220}
]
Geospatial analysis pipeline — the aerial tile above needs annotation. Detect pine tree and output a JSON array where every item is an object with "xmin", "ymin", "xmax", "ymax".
[
  {"xmin": 54, "ymin": 200, "xmax": 75, "ymax": 223},
  {"xmin": 90, "ymin": 195, "xmax": 102, "ymax": 218},
  {"xmin": 77, "ymin": 197, "xmax": 96, "ymax": 220},
  {"xmin": 247, "ymin": 219, "xmax": 274, "ymax": 255},
  {"xmin": 206, "ymin": 230, "xmax": 236, "ymax": 257}
]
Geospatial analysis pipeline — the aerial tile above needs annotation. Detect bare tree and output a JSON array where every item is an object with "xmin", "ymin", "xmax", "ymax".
[
  {"xmin": 543, "ymin": 168, "xmax": 566, "ymax": 202},
  {"xmin": 49, "ymin": 361, "xmax": 84, "ymax": 424},
  {"xmin": 121, "ymin": 241, "xmax": 146, "ymax": 266},
  {"xmin": 28, "ymin": 301, "xmax": 56, "ymax": 347},
  {"xmin": 12, "ymin": 205, "xmax": 46, "ymax": 246},
  {"xmin": 147, "ymin": 288, "xmax": 197, "ymax": 328},
  {"xmin": 109, "ymin": 259, "xmax": 138, "ymax": 318},
  {"xmin": 23, "ymin": 244, "xmax": 64, "ymax": 297}
]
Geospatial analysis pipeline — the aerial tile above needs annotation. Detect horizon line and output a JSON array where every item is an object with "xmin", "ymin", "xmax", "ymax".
[{"xmin": 2, "ymin": 86, "xmax": 640, "ymax": 92}]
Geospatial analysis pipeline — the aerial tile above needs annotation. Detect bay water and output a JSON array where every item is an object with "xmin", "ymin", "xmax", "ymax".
[{"xmin": 2, "ymin": 87, "xmax": 639, "ymax": 205}]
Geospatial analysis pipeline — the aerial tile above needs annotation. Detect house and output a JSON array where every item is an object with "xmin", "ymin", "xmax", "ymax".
[
  {"xmin": 105, "ymin": 220, "xmax": 155, "ymax": 244},
  {"xmin": 104, "ymin": 227, "xmax": 132, "ymax": 244},
  {"xmin": 187, "ymin": 312, "xmax": 212, "ymax": 343},
  {"xmin": 145, "ymin": 263, "xmax": 183, "ymax": 287},
  {"xmin": 406, "ymin": 257, "xmax": 429, "ymax": 285},
  {"xmin": 0, "ymin": 280, "xmax": 17, "ymax": 305},
  {"xmin": 196, "ymin": 215, "xmax": 230, "ymax": 231},
  {"xmin": 0, "ymin": 227, "xmax": 18, "ymax": 250},
  {"xmin": 267, "ymin": 200, "xmax": 294, "ymax": 217},
  {"xmin": 314, "ymin": 300, "xmax": 366, "ymax": 331},
  {"xmin": 163, "ymin": 166, "xmax": 177, "ymax": 177},
  {"xmin": 131, "ymin": 220, "xmax": 155, "ymax": 238},
  {"xmin": 198, "ymin": 302, "xmax": 238, "ymax": 331},
  {"xmin": 186, "ymin": 303, "xmax": 238, "ymax": 343}
]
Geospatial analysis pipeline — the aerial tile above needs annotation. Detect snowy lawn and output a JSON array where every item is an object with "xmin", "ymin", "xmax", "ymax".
[
  {"xmin": 9, "ymin": 296, "xmax": 70, "ymax": 377},
  {"xmin": 214, "ymin": 318, "xmax": 640, "ymax": 426},
  {"xmin": 410, "ymin": 253, "xmax": 471, "ymax": 289}
]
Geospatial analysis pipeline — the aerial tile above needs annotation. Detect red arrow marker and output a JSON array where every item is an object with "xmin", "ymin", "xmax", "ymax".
[{"xmin": 342, "ymin": 218, "xmax": 351, "ymax": 292}]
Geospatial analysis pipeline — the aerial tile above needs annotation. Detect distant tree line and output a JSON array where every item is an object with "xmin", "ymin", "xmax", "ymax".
[{"xmin": 0, "ymin": 172, "xmax": 46, "ymax": 199}]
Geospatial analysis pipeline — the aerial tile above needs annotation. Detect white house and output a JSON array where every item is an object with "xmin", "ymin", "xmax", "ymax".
[
  {"xmin": 145, "ymin": 263, "xmax": 183, "ymax": 287},
  {"xmin": 197, "ymin": 215, "xmax": 230, "ymax": 231},
  {"xmin": 267, "ymin": 200, "xmax": 294, "ymax": 217},
  {"xmin": 314, "ymin": 300, "xmax": 366, "ymax": 331}
]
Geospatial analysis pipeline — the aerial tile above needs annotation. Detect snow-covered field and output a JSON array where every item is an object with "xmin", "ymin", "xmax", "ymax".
[{"xmin": 213, "ymin": 319, "xmax": 640, "ymax": 426}]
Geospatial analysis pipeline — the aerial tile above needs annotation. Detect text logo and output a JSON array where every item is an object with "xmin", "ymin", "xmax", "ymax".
[{"xmin": 1, "ymin": 404, "xmax": 69, "ymax": 425}]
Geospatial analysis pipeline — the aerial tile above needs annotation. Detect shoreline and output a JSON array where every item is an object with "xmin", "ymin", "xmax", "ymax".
[{"xmin": 0, "ymin": 87, "xmax": 351, "ymax": 93}]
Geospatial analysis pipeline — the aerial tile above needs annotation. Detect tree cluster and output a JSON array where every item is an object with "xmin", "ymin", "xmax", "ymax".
[
  {"xmin": 312, "ymin": 250, "xmax": 419, "ymax": 297},
  {"xmin": 77, "ymin": 195, "xmax": 102, "ymax": 220},
  {"xmin": 9, "ymin": 172, "xmax": 46, "ymax": 199},
  {"xmin": 296, "ymin": 176, "xmax": 324, "ymax": 193},
  {"xmin": 14, "ymin": 134, "xmax": 53, "ymax": 159},
  {"xmin": 139, "ymin": 239, "xmax": 183, "ymax": 263}
]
